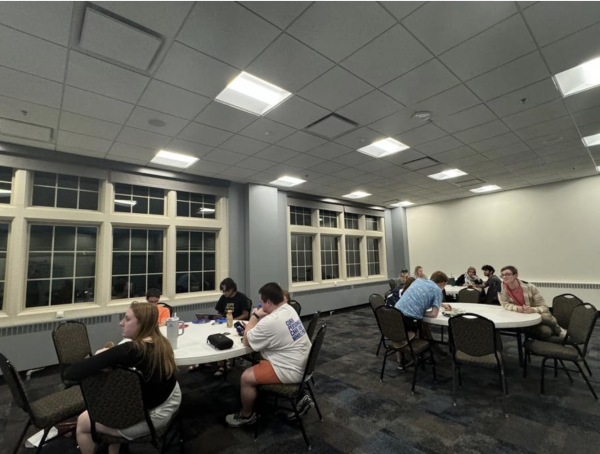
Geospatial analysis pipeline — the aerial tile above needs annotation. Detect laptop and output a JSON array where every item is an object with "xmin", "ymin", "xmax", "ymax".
[{"xmin": 195, "ymin": 311, "xmax": 220, "ymax": 323}]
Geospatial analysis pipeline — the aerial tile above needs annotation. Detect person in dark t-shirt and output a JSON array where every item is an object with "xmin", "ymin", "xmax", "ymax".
[{"xmin": 215, "ymin": 277, "xmax": 249, "ymax": 320}]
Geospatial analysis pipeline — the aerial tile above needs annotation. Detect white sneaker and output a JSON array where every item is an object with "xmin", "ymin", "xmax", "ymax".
[{"xmin": 226, "ymin": 412, "xmax": 257, "ymax": 427}]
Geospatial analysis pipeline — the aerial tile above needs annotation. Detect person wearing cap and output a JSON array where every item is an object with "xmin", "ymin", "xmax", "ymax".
[{"xmin": 398, "ymin": 269, "xmax": 410, "ymax": 286}]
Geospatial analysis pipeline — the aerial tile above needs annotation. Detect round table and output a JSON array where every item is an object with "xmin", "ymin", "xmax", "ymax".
[
  {"xmin": 422, "ymin": 303, "xmax": 541, "ymax": 328},
  {"xmin": 160, "ymin": 322, "xmax": 252, "ymax": 366},
  {"xmin": 444, "ymin": 285, "xmax": 465, "ymax": 296}
]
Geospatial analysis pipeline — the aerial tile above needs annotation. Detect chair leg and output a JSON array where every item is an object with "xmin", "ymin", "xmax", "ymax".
[
  {"xmin": 554, "ymin": 359, "xmax": 558, "ymax": 378},
  {"xmin": 523, "ymin": 351, "xmax": 528, "ymax": 378},
  {"xmin": 458, "ymin": 366, "xmax": 462, "ymax": 387},
  {"xmin": 430, "ymin": 350, "xmax": 437, "ymax": 383},
  {"xmin": 574, "ymin": 361, "xmax": 598, "ymax": 400},
  {"xmin": 582, "ymin": 358, "xmax": 593, "ymax": 377},
  {"xmin": 559, "ymin": 360, "xmax": 574, "ymax": 383},
  {"xmin": 289, "ymin": 397, "xmax": 311, "ymax": 449},
  {"xmin": 540, "ymin": 358, "xmax": 548, "ymax": 394},
  {"xmin": 306, "ymin": 382, "xmax": 323, "ymax": 421},
  {"xmin": 411, "ymin": 356, "xmax": 418, "ymax": 394},
  {"xmin": 380, "ymin": 351, "xmax": 389, "ymax": 382},
  {"xmin": 452, "ymin": 362, "xmax": 457, "ymax": 407},
  {"xmin": 376, "ymin": 335, "xmax": 384, "ymax": 356},
  {"xmin": 516, "ymin": 330, "xmax": 524, "ymax": 366},
  {"xmin": 13, "ymin": 418, "xmax": 32, "ymax": 454},
  {"xmin": 254, "ymin": 390, "xmax": 262, "ymax": 441}
]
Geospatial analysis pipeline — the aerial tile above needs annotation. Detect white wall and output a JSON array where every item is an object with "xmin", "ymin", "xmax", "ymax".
[{"xmin": 406, "ymin": 176, "xmax": 600, "ymax": 285}]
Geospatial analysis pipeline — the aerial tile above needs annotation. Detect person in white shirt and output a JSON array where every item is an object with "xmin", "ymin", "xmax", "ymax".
[{"xmin": 226, "ymin": 282, "xmax": 311, "ymax": 427}]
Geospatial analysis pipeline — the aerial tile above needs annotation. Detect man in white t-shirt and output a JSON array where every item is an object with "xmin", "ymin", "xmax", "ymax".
[{"xmin": 226, "ymin": 282, "xmax": 311, "ymax": 427}]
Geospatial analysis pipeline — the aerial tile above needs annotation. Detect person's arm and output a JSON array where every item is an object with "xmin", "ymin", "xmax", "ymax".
[
  {"xmin": 498, "ymin": 288, "xmax": 520, "ymax": 312},
  {"xmin": 242, "ymin": 308, "xmax": 266, "ymax": 347},
  {"xmin": 528, "ymin": 285, "xmax": 549, "ymax": 313},
  {"xmin": 425, "ymin": 306, "xmax": 440, "ymax": 318},
  {"xmin": 455, "ymin": 274, "xmax": 465, "ymax": 286},
  {"xmin": 64, "ymin": 343, "xmax": 134, "ymax": 382}
]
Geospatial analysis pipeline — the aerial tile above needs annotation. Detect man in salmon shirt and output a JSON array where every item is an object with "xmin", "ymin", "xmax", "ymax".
[{"xmin": 498, "ymin": 266, "xmax": 566, "ymax": 339}]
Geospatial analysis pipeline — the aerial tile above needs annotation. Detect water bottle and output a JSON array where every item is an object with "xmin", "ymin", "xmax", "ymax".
[
  {"xmin": 226, "ymin": 310, "xmax": 233, "ymax": 328},
  {"xmin": 166, "ymin": 313, "xmax": 185, "ymax": 349}
]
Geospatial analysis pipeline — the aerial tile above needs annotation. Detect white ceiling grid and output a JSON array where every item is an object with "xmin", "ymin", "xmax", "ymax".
[{"xmin": 0, "ymin": 1, "xmax": 598, "ymax": 206}]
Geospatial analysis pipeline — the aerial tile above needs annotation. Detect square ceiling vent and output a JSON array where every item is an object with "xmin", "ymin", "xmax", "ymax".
[
  {"xmin": 304, "ymin": 113, "xmax": 358, "ymax": 140},
  {"xmin": 79, "ymin": 6, "xmax": 163, "ymax": 71},
  {"xmin": 450, "ymin": 176, "xmax": 486, "ymax": 188},
  {"xmin": 402, "ymin": 157, "xmax": 440, "ymax": 171},
  {"xmin": 0, "ymin": 118, "xmax": 53, "ymax": 142}
]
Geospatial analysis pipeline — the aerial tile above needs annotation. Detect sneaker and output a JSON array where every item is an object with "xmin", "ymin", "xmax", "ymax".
[
  {"xmin": 286, "ymin": 395, "xmax": 314, "ymax": 420},
  {"xmin": 558, "ymin": 328, "xmax": 567, "ymax": 339},
  {"xmin": 226, "ymin": 412, "xmax": 257, "ymax": 427},
  {"xmin": 398, "ymin": 360, "xmax": 414, "ymax": 370}
]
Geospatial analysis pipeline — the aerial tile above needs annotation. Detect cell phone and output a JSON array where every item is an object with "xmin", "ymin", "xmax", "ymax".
[{"xmin": 234, "ymin": 321, "xmax": 245, "ymax": 336}]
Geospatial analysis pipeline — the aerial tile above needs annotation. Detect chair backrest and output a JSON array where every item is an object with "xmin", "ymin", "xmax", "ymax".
[
  {"xmin": 552, "ymin": 294, "xmax": 584, "ymax": 329},
  {"xmin": 374, "ymin": 305, "xmax": 410, "ymax": 345},
  {"xmin": 301, "ymin": 324, "xmax": 327, "ymax": 384},
  {"xmin": 457, "ymin": 287, "xmax": 480, "ymax": 304},
  {"xmin": 449, "ymin": 314, "xmax": 498, "ymax": 358},
  {"xmin": 369, "ymin": 293, "xmax": 385, "ymax": 313},
  {"xmin": 566, "ymin": 303, "xmax": 598, "ymax": 352},
  {"xmin": 0, "ymin": 353, "xmax": 31, "ymax": 415},
  {"xmin": 52, "ymin": 321, "xmax": 92, "ymax": 377},
  {"xmin": 305, "ymin": 311, "xmax": 321, "ymax": 341},
  {"xmin": 388, "ymin": 279, "xmax": 397, "ymax": 290},
  {"xmin": 246, "ymin": 297, "xmax": 253, "ymax": 320},
  {"xmin": 288, "ymin": 299, "xmax": 301, "ymax": 316},
  {"xmin": 158, "ymin": 302, "xmax": 174, "ymax": 317}
]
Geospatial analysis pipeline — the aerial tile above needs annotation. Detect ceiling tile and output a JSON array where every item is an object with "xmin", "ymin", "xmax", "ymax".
[
  {"xmin": 515, "ymin": 117, "xmax": 575, "ymax": 141},
  {"xmin": 164, "ymin": 138, "xmax": 213, "ymax": 159},
  {"xmin": 57, "ymin": 146, "xmax": 105, "ymax": 160},
  {"xmin": 573, "ymin": 106, "xmax": 600, "ymax": 128},
  {"xmin": 59, "ymin": 112, "xmax": 121, "ymax": 141},
  {"xmin": 186, "ymin": 160, "xmax": 228, "ymax": 175},
  {"xmin": 236, "ymin": 156, "xmax": 278, "ymax": 171},
  {"xmin": 502, "ymin": 99, "xmax": 568, "ymax": 130},
  {"xmin": 0, "ymin": 2, "xmax": 72, "ymax": 45},
  {"xmin": 67, "ymin": 51, "xmax": 149, "ymax": 103},
  {"xmin": 412, "ymin": 84, "xmax": 481, "ymax": 118},
  {"xmin": 287, "ymin": 2, "xmax": 396, "ymax": 62},
  {"xmin": 0, "ymin": 94, "xmax": 59, "ymax": 129},
  {"xmin": 0, "ymin": 66, "xmax": 63, "ymax": 109},
  {"xmin": 177, "ymin": 122, "xmax": 233, "ymax": 147},
  {"xmin": 433, "ymin": 146, "xmax": 479, "ymax": 163},
  {"xmin": 238, "ymin": 118, "xmax": 295, "ymax": 144},
  {"xmin": 453, "ymin": 120, "xmax": 510, "ymax": 144},
  {"xmin": 383, "ymin": 149, "xmax": 427, "ymax": 166},
  {"xmin": 108, "ymin": 142, "xmax": 156, "ymax": 162},
  {"xmin": 401, "ymin": 1, "xmax": 517, "ymax": 55},
  {"xmin": 138, "ymin": 80, "xmax": 210, "ymax": 120},
  {"xmin": 0, "ymin": 24, "xmax": 67, "ymax": 82},
  {"xmin": 396, "ymin": 123, "xmax": 447, "ymax": 147},
  {"xmin": 486, "ymin": 78, "xmax": 560, "ymax": 118},
  {"xmin": 116, "ymin": 126, "xmax": 172, "ymax": 149},
  {"xmin": 331, "ymin": 151, "xmax": 373, "ymax": 167},
  {"xmin": 525, "ymin": 129, "xmax": 581, "ymax": 150},
  {"xmin": 369, "ymin": 109, "xmax": 425, "ymax": 136},
  {"xmin": 62, "ymin": 86, "xmax": 134, "ymax": 124},
  {"xmin": 305, "ymin": 142, "xmax": 353, "ymax": 160},
  {"xmin": 341, "ymin": 24, "xmax": 433, "ymax": 87},
  {"xmin": 285, "ymin": 154, "xmax": 327, "ymax": 169},
  {"xmin": 434, "ymin": 104, "xmax": 498, "ymax": 133},
  {"xmin": 466, "ymin": 51, "xmax": 550, "ymax": 101},
  {"xmin": 482, "ymin": 141, "xmax": 531, "ymax": 160},
  {"xmin": 177, "ymin": 2, "xmax": 280, "ymax": 68},
  {"xmin": 379, "ymin": 2, "xmax": 425, "ymax": 21},
  {"xmin": 335, "ymin": 127, "xmax": 385, "ymax": 149},
  {"xmin": 265, "ymin": 96, "xmax": 329, "ymax": 130},
  {"xmin": 439, "ymin": 15, "xmax": 536, "ymax": 81},
  {"xmin": 276, "ymin": 131, "xmax": 326, "ymax": 152},
  {"xmin": 126, "ymin": 106, "xmax": 189, "ymax": 137},
  {"xmin": 336, "ymin": 90, "xmax": 403, "ymax": 126},
  {"xmin": 155, "ymin": 42, "xmax": 239, "ymax": 97},
  {"xmin": 308, "ymin": 160, "xmax": 347, "ymax": 174},
  {"xmin": 240, "ymin": 2, "xmax": 310, "ymax": 29},
  {"xmin": 332, "ymin": 167, "xmax": 364, "ymax": 179},
  {"xmin": 470, "ymin": 132, "xmax": 522, "ymax": 153},
  {"xmin": 203, "ymin": 148, "xmax": 248, "ymax": 165},
  {"xmin": 380, "ymin": 59, "xmax": 461, "ymax": 106},
  {"xmin": 298, "ymin": 66, "xmax": 373, "ymax": 111},
  {"xmin": 57, "ymin": 130, "xmax": 112, "ymax": 154},
  {"xmin": 219, "ymin": 135, "xmax": 270, "ymax": 156},
  {"xmin": 354, "ymin": 159, "xmax": 392, "ymax": 173},
  {"xmin": 247, "ymin": 34, "xmax": 334, "ymax": 93},
  {"xmin": 217, "ymin": 166, "xmax": 258, "ymax": 180},
  {"xmin": 195, "ymin": 102, "xmax": 257, "ymax": 134},
  {"xmin": 563, "ymin": 85, "xmax": 600, "ymax": 114},
  {"xmin": 264, "ymin": 162, "xmax": 304, "ymax": 177},
  {"xmin": 415, "ymin": 136, "xmax": 465, "ymax": 155},
  {"xmin": 541, "ymin": 22, "xmax": 600, "ymax": 74},
  {"xmin": 254, "ymin": 145, "xmax": 300, "ymax": 163}
]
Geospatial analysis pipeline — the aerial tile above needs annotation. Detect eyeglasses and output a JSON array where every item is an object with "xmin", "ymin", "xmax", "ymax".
[{"xmin": 500, "ymin": 273, "xmax": 513, "ymax": 277}]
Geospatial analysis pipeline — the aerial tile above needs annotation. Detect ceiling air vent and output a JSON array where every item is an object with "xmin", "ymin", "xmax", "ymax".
[
  {"xmin": 450, "ymin": 176, "xmax": 486, "ymax": 188},
  {"xmin": 0, "ymin": 118, "xmax": 53, "ymax": 142},
  {"xmin": 402, "ymin": 157, "xmax": 440, "ymax": 170},
  {"xmin": 304, "ymin": 113, "xmax": 358, "ymax": 140}
]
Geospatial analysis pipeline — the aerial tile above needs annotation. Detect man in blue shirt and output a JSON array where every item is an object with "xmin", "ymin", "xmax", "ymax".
[{"xmin": 396, "ymin": 271, "xmax": 452, "ymax": 319}]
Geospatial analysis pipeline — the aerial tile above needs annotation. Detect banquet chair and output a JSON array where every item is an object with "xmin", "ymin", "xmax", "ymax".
[
  {"xmin": 288, "ymin": 299, "xmax": 302, "ymax": 316},
  {"xmin": 548, "ymin": 294, "xmax": 583, "ymax": 342},
  {"xmin": 457, "ymin": 288, "xmax": 480, "ymax": 304},
  {"xmin": 524, "ymin": 303, "xmax": 598, "ymax": 399},
  {"xmin": 80, "ymin": 366, "xmax": 185, "ymax": 453},
  {"xmin": 158, "ymin": 302, "xmax": 174, "ymax": 317},
  {"xmin": 0, "ymin": 352, "xmax": 85, "ymax": 454},
  {"xmin": 305, "ymin": 311, "xmax": 321, "ymax": 342},
  {"xmin": 52, "ymin": 320, "xmax": 92, "ymax": 386},
  {"xmin": 448, "ymin": 314, "xmax": 507, "ymax": 409},
  {"xmin": 374, "ymin": 306, "xmax": 436, "ymax": 392},
  {"xmin": 369, "ymin": 293, "xmax": 386, "ymax": 356},
  {"xmin": 388, "ymin": 278, "xmax": 397, "ymax": 290},
  {"xmin": 246, "ymin": 297, "xmax": 253, "ymax": 320},
  {"xmin": 254, "ymin": 324, "xmax": 327, "ymax": 450}
]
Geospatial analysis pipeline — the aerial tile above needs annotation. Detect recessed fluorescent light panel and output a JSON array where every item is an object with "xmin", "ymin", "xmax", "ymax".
[
  {"xmin": 357, "ymin": 138, "xmax": 409, "ymax": 158},
  {"xmin": 582, "ymin": 132, "xmax": 600, "ymax": 148},
  {"xmin": 554, "ymin": 56, "xmax": 600, "ymax": 97},
  {"xmin": 150, "ymin": 150, "xmax": 198, "ymax": 169},
  {"xmin": 270, "ymin": 176, "xmax": 306, "ymax": 187},
  {"xmin": 596, "ymin": 165, "xmax": 600, "ymax": 172},
  {"xmin": 342, "ymin": 191, "xmax": 371, "ymax": 199},
  {"xmin": 391, "ymin": 201, "xmax": 414, "ymax": 207},
  {"xmin": 428, "ymin": 169, "xmax": 467, "ymax": 180},
  {"xmin": 114, "ymin": 200, "xmax": 137, "ymax": 207},
  {"xmin": 216, "ymin": 72, "xmax": 292, "ymax": 115},
  {"xmin": 470, "ymin": 185, "xmax": 501, "ymax": 194}
]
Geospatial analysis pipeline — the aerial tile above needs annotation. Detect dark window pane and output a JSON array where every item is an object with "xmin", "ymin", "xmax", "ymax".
[
  {"xmin": 204, "ymin": 253, "xmax": 215, "ymax": 271},
  {"xmin": 130, "ymin": 253, "xmax": 147, "ymax": 274},
  {"xmin": 26, "ymin": 280, "xmax": 50, "ymax": 307},
  {"xmin": 77, "ymin": 228, "xmax": 97, "ymax": 251},
  {"xmin": 147, "ymin": 253, "xmax": 162, "ymax": 274},
  {"xmin": 80, "ymin": 177, "xmax": 99, "ymax": 191},
  {"xmin": 190, "ymin": 232, "xmax": 203, "ymax": 250},
  {"xmin": 189, "ymin": 273, "xmax": 202, "ymax": 292},
  {"xmin": 149, "ymin": 198, "xmax": 164, "ymax": 215},
  {"xmin": 148, "ymin": 230, "xmax": 163, "ymax": 251},
  {"xmin": 74, "ymin": 278, "xmax": 94, "ymax": 302},
  {"xmin": 177, "ymin": 201, "xmax": 189, "ymax": 217},
  {"xmin": 114, "ymin": 202, "xmax": 131, "ymax": 213},
  {"xmin": 76, "ymin": 253, "xmax": 96, "ymax": 277},
  {"xmin": 113, "ymin": 229, "xmax": 130, "ymax": 251},
  {"xmin": 132, "ymin": 185, "xmax": 148, "ymax": 197},
  {"xmin": 29, "ymin": 253, "xmax": 52, "ymax": 279},
  {"xmin": 78, "ymin": 191, "xmax": 98, "ymax": 210},
  {"xmin": 190, "ymin": 203, "xmax": 203, "ymax": 218},
  {"xmin": 149, "ymin": 188, "xmax": 164, "ymax": 198},
  {"xmin": 176, "ymin": 273, "xmax": 189, "ymax": 293},
  {"xmin": 112, "ymin": 253, "xmax": 129, "ymax": 275},
  {"xmin": 51, "ymin": 279, "xmax": 73, "ymax": 305},
  {"xmin": 131, "ymin": 230, "xmax": 147, "ymax": 251},
  {"xmin": 203, "ymin": 272, "xmax": 215, "ymax": 291},
  {"xmin": 114, "ymin": 183, "xmax": 131, "ymax": 195},
  {"xmin": 147, "ymin": 274, "xmax": 162, "ymax": 292},
  {"xmin": 32, "ymin": 186, "xmax": 55, "ymax": 207},
  {"xmin": 0, "ymin": 166, "xmax": 12, "ymax": 182},
  {"xmin": 0, "ymin": 224, "xmax": 8, "ymax": 251},
  {"xmin": 132, "ymin": 197, "xmax": 148, "ymax": 214},
  {"xmin": 112, "ymin": 277, "xmax": 130, "ymax": 299},
  {"xmin": 204, "ymin": 233, "xmax": 216, "ymax": 251},
  {"xmin": 0, "ymin": 182, "xmax": 11, "ymax": 203},
  {"xmin": 189, "ymin": 253, "xmax": 202, "ymax": 271},
  {"xmin": 177, "ymin": 191, "xmax": 190, "ymax": 202},
  {"xmin": 35, "ymin": 172, "xmax": 56, "ymax": 187},
  {"xmin": 54, "ymin": 226, "xmax": 76, "ymax": 251},
  {"xmin": 58, "ymin": 174, "xmax": 78, "ymax": 189},
  {"xmin": 52, "ymin": 253, "xmax": 74, "ymax": 278},
  {"xmin": 176, "ymin": 253, "xmax": 189, "ymax": 272},
  {"xmin": 130, "ymin": 275, "xmax": 146, "ymax": 298},
  {"xmin": 56, "ymin": 188, "xmax": 78, "ymax": 209},
  {"xmin": 0, "ymin": 255, "xmax": 5, "ymax": 278},
  {"xmin": 176, "ymin": 231, "xmax": 189, "ymax": 250},
  {"xmin": 0, "ymin": 282, "xmax": 4, "ymax": 310}
]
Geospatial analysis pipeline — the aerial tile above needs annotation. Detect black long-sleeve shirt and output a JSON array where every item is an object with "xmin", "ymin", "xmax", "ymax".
[{"xmin": 65, "ymin": 342, "xmax": 176, "ymax": 409}]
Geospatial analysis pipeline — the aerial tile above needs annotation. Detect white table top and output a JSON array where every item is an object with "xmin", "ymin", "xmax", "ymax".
[
  {"xmin": 421, "ymin": 303, "xmax": 541, "ymax": 329},
  {"xmin": 160, "ymin": 322, "xmax": 253, "ymax": 366},
  {"xmin": 445, "ymin": 285, "xmax": 465, "ymax": 295}
]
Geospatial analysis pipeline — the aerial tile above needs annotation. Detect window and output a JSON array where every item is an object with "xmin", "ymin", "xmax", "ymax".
[
  {"xmin": 366, "ymin": 215, "xmax": 379, "ymax": 231},
  {"xmin": 344, "ymin": 213, "xmax": 359, "ymax": 229},
  {"xmin": 32, "ymin": 172, "xmax": 99, "ymax": 210},
  {"xmin": 0, "ymin": 166, "xmax": 12, "ymax": 204},
  {"xmin": 0, "ymin": 224, "xmax": 7, "ymax": 310},
  {"xmin": 345, "ymin": 236, "xmax": 361, "ymax": 278},
  {"xmin": 290, "ymin": 206, "xmax": 312, "ymax": 226},
  {"xmin": 319, "ymin": 210, "xmax": 338, "ymax": 228},
  {"xmin": 177, "ymin": 192, "xmax": 216, "ymax": 219},
  {"xmin": 367, "ymin": 238, "xmax": 381, "ymax": 275},
  {"xmin": 320, "ymin": 236, "xmax": 339, "ymax": 280},
  {"xmin": 114, "ymin": 184, "xmax": 164, "ymax": 215},
  {"xmin": 291, "ymin": 234, "xmax": 313, "ymax": 283},
  {"xmin": 26, "ymin": 225, "xmax": 97, "ymax": 307},
  {"xmin": 112, "ymin": 228, "xmax": 163, "ymax": 299},
  {"xmin": 176, "ymin": 231, "xmax": 216, "ymax": 293}
]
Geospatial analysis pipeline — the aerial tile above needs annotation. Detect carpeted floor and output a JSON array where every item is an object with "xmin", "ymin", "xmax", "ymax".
[{"xmin": 2, "ymin": 306, "xmax": 600, "ymax": 453}]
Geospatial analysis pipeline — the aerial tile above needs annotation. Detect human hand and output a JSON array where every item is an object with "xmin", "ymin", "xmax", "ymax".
[
  {"xmin": 523, "ymin": 306, "xmax": 534, "ymax": 314},
  {"xmin": 95, "ymin": 347, "xmax": 108, "ymax": 355},
  {"xmin": 442, "ymin": 303, "xmax": 452, "ymax": 310},
  {"xmin": 255, "ymin": 308, "xmax": 267, "ymax": 318}
]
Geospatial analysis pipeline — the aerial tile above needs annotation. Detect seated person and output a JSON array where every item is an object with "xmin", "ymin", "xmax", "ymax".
[
  {"xmin": 398, "ymin": 268, "xmax": 410, "ymax": 286},
  {"xmin": 476, "ymin": 265, "xmax": 501, "ymax": 304},
  {"xmin": 146, "ymin": 288, "xmax": 170, "ymax": 327},
  {"xmin": 65, "ymin": 302, "xmax": 180, "ymax": 454},
  {"xmin": 455, "ymin": 266, "xmax": 483, "ymax": 287},
  {"xmin": 387, "ymin": 277, "xmax": 416, "ymax": 306},
  {"xmin": 498, "ymin": 265, "xmax": 565, "ymax": 339},
  {"xmin": 413, "ymin": 266, "xmax": 428, "ymax": 279},
  {"xmin": 226, "ymin": 282, "xmax": 311, "ymax": 427}
]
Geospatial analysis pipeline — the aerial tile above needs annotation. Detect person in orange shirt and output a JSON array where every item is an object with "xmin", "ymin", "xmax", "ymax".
[{"xmin": 146, "ymin": 288, "xmax": 170, "ymax": 327}]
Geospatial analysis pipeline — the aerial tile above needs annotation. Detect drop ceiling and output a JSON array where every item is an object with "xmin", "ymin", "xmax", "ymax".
[{"xmin": 0, "ymin": 1, "xmax": 599, "ymax": 206}]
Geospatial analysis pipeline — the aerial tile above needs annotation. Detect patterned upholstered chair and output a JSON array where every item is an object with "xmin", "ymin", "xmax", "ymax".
[
  {"xmin": 524, "ymin": 303, "xmax": 598, "ymax": 399},
  {"xmin": 548, "ymin": 294, "xmax": 583, "ymax": 342},
  {"xmin": 374, "ymin": 305, "xmax": 436, "ymax": 392},
  {"xmin": 52, "ymin": 321, "xmax": 92, "ymax": 386},
  {"xmin": 457, "ymin": 287, "xmax": 480, "ymax": 304},
  {"xmin": 369, "ymin": 293, "xmax": 386, "ymax": 356},
  {"xmin": 80, "ymin": 366, "xmax": 184, "ymax": 453},
  {"xmin": 0, "ymin": 352, "xmax": 85, "ymax": 454},
  {"xmin": 448, "ymin": 314, "xmax": 507, "ymax": 409},
  {"xmin": 254, "ymin": 324, "xmax": 327, "ymax": 450},
  {"xmin": 288, "ymin": 299, "xmax": 302, "ymax": 316}
]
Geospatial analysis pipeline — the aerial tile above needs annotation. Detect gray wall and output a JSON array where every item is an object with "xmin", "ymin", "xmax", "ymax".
[
  {"xmin": 390, "ymin": 207, "xmax": 410, "ymax": 276},
  {"xmin": 228, "ymin": 182, "xmax": 248, "ymax": 292}
]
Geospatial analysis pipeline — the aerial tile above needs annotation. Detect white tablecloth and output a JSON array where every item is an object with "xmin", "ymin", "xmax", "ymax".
[{"xmin": 421, "ymin": 303, "xmax": 541, "ymax": 329}]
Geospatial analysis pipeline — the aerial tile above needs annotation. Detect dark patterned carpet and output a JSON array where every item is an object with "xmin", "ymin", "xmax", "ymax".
[{"xmin": 2, "ymin": 307, "xmax": 600, "ymax": 453}]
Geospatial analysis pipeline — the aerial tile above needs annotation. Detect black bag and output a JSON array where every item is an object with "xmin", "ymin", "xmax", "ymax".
[{"xmin": 207, "ymin": 333, "xmax": 233, "ymax": 350}]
